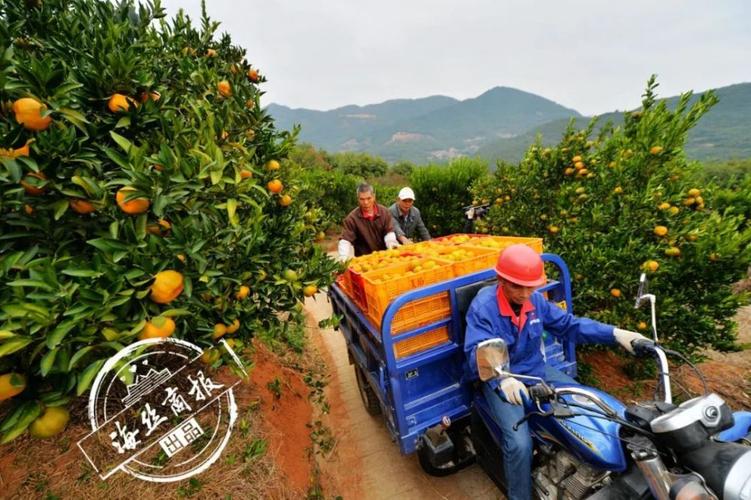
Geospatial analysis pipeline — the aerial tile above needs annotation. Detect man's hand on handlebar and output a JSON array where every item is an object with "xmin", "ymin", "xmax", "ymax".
[
  {"xmin": 499, "ymin": 377, "xmax": 528, "ymax": 405},
  {"xmin": 613, "ymin": 328, "xmax": 649, "ymax": 354}
]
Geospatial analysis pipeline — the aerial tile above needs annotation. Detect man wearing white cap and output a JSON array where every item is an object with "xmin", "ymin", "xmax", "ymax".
[{"xmin": 388, "ymin": 187, "xmax": 431, "ymax": 245}]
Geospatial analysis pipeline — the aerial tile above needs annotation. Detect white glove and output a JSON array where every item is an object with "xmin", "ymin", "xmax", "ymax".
[
  {"xmin": 500, "ymin": 377, "xmax": 529, "ymax": 405},
  {"xmin": 384, "ymin": 231, "xmax": 399, "ymax": 249},
  {"xmin": 337, "ymin": 239, "xmax": 353, "ymax": 262},
  {"xmin": 465, "ymin": 207, "xmax": 475, "ymax": 219},
  {"xmin": 614, "ymin": 328, "xmax": 648, "ymax": 354}
]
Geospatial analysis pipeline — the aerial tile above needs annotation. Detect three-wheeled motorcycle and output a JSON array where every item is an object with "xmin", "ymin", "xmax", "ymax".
[{"xmin": 329, "ymin": 253, "xmax": 751, "ymax": 499}]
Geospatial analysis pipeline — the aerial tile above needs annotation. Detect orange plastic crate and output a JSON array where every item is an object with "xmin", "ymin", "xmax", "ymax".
[
  {"xmin": 440, "ymin": 245, "xmax": 501, "ymax": 277},
  {"xmin": 394, "ymin": 325, "xmax": 451, "ymax": 359},
  {"xmin": 357, "ymin": 257, "xmax": 454, "ymax": 324},
  {"xmin": 366, "ymin": 291, "xmax": 450, "ymax": 334},
  {"xmin": 434, "ymin": 234, "xmax": 543, "ymax": 253}
]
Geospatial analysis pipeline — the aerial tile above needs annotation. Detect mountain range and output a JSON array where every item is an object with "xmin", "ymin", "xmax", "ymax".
[{"xmin": 267, "ymin": 83, "xmax": 751, "ymax": 164}]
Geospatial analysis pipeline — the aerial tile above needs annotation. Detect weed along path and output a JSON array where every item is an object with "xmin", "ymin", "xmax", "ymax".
[{"xmin": 305, "ymin": 292, "xmax": 499, "ymax": 500}]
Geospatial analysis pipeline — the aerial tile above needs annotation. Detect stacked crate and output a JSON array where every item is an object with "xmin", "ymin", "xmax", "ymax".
[{"xmin": 339, "ymin": 235, "xmax": 543, "ymax": 358}]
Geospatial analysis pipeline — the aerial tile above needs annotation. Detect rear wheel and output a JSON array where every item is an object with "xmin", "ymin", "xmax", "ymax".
[{"xmin": 354, "ymin": 364, "xmax": 381, "ymax": 416}]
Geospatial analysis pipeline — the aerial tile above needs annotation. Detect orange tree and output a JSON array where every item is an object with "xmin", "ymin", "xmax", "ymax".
[
  {"xmin": 474, "ymin": 77, "xmax": 751, "ymax": 353},
  {"xmin": 409, "ymin": 158, "xmax": 489, "ymax": 236},
  {"xmin": 0, "ymin": 0, "xmax": 338, "ymax": 441}
]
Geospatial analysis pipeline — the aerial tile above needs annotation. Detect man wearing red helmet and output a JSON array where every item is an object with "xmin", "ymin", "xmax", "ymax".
[{"xmin": 464, "ymin": 244, "xmax": 646, "ymax": 500}]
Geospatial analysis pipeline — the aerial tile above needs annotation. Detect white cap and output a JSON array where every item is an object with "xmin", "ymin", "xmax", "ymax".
[{"xmin": 398, "ymin": 187, "xmax": 415, "ymax": 201}]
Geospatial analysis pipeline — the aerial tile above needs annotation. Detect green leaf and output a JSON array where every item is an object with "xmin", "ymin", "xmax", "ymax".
[
  {"xmin": 115, "ymin": 116, "xmax": 131, "ymax": 129},
  {"xmin": 109, "ymin": 220, "xmax": 120, "ymax": 239},
  {"xmin": 0, "ymin": 338, "xmax": 33, "ymax": 358},
  {"xmin": 40, "ymin": 348, "xmax": 58, "ymax": 376},
  {"xmin": 6, "ymin": 279, "xmax": 53, "ymax": 290},
  {"xmin": 0, "ymin": 401, "xmax": 41, "ymax": 443},
  {"xmin": 57, "ymin": 107, "xmax": 89, "ymax": 132},
  {"xmin": 68, "ymin": 346, "xmax": 94, "ymax": 370},
  {"xmin": 0, "ymin": 329, "xmax": 16, "ymax": 340},
  {"xmin": 77, "ymin": 359, "xmax": 105, "ymax": 396},
  {"xmin": 110, "ymin": 131, "xmax": 134, "ymax": 153},
  {"xmin": 46, "ymin": 320, "xmax": 76, "ymax": 348},
  {"xmin": 61, "ymin": 268, "xmax": 103, "ymax": 278},
  {"xmin": 161, "ymin": 308, "xmax": 191, "ymax": 317},
  {"xmin": 52, "ymin": 199, "xmax": 69, "ymax": 220}
]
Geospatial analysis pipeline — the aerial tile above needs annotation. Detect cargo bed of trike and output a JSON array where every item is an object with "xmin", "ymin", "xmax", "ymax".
[{"xmin": 329, "ymin": 253, "xmax": 578, "ymax": 455}]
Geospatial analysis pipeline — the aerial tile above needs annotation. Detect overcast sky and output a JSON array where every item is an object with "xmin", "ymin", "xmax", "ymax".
[{"xmin": 160, "ymin": 0, "xmax": 750, "ymax": 116}]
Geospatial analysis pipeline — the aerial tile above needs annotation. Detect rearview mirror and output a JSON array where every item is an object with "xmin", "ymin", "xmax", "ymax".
[{"xmin": 476, "ymin": 339, "xmax": 509, "ymax": 381}]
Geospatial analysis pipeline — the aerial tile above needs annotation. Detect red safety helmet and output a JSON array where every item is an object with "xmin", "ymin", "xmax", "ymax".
[{"xmin": 495, "ymin": 244, "xmax": 545, "ymax": 287}]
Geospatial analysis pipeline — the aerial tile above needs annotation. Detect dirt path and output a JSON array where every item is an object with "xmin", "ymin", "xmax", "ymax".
[{"xmin": 305, "ymin": 293, "xmax": 501, "ymax": 500}]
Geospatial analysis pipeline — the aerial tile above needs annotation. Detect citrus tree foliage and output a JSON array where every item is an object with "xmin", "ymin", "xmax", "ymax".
[
  {"xmin": 409, "ymin": 158, "xmax": 489, "ymax": 236},
  {"xmin": 0, "ymin": 0, "xmax": 338, "ymax": 438},
  {"xmin": 474, "ymin": 77, "xmax": 751, "ymax": 352}
]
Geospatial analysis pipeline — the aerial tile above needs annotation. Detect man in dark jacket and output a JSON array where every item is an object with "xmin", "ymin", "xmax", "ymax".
[
  {"xmin": 388, "ymin": 187, "xmax": 431, "ymax": 245},
  {"xmin": 338, "ymin": 183, "xmax": 399, "ymax": 260}
]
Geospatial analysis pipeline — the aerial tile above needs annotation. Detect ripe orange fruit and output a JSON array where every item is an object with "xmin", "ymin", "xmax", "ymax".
[
  {"xmin": 1, "ymin": 140, "xmax": 32, "ymax": 158},
  {"xmin": 107, "ymin": 93, "xmax": 132, "ymax": 113},
  {"xmin": 229, "ymin": 63, "xmax": 240, "ymax": 74},
  {"xmin": 116, "ymin": 187, "xmax": 150, "ymax": 215},
  {"xmin": 201, "ymin": 348, "xmax": 220, "ymax": 364},
  {"xmin": 226, "ymin": 319, "xmax": 240, "ymax": 334},
  {"xmin": 688, "ymin": 188, "xmax": 701, "ymax": 198},
  {"xmin": 140, "ymin": 90, "xmax": 161, "ymax": 103},
  {"xmin": 303, "ymin": 284, "xmax": 318, "ymax": 297},
  {"xmin": 150, "ymin": 270, "xmax": 184, "ymax": 304},
  {"xmin": 637, "ymin": 321, "xmax": 648, "ymax": 331},
  {"xmin": 29, "ymin": 406, "xmax": 69, "ymax": 439},
  {"xmin": 279, "ymin": 194, "xmax": 292, "ymax": 207},
  {"xmin": 683, "ymin": 197, "xmax": 696, "ymax": 206},
  {"xmin": 665, "ymin": 247, "xmax": 681, "ymax": 257},
  {"xmin": 23, "ymin": 204, "xmax": 34, "ymax": 215},
  {"xmin": 613, "ymin": 186, "xmax": 623, "ymax": 194},
  {"xmin": 139, "ymin": 316, "xmax": 176, "ymax": 339},
  {"xmin": 247, "ymin": 68, "xmax": 260, "ymax": 83},
  {"xmin": 668, "ymin": 206, "xmax": 680, "ymax": 216},
  {"xmin": 267, "ymin": 179, "xmax": 283, "ymax": 193},
  {"xmin": 564, "ymin": 168, "xmax": 575, "ymax": 176},
  {"xmin": 217, "ymin": 80, "xmax": 232, "ymax": 97},
  {"xmin": 643, "ymin": 260, "xmax": 660, "ymax": 273},
  {"xmin": 610, "ymin": 288, "xmax": 621, "ymax": 298},
  {"xmin": 266, "ymin": 159, "xmax": 280, "ymax": 171},
  {"xmin": 240, "ymin": 169, "xmax": 252, "ymax": 179},
  {"xmin": 653, "ymin": 226, "xmax": 668, "ymax": 237},
  {"xmin": 70, "ymin": 198, "xmax": 96, "ymax": 214},
  {"xmin": 206, "ymin": 48, "xmax": 217, "ymax": 57},
  {"xmin": 212, "ymin": 323, "xmax": 227, "ymax": 340},
  {"xmin": 0, "ymin": 373, "xmax": 26, "ymax": 401},
  {"xmin": 709, "ymin": 253, "xmax": 719, "ymax": 262},
  {"xmin": 571, "ymin": 155, "xmax": 582, "ymax": 163},
  {"xmin": 547, "ymin": 225, "xmax": 559, "ymax": 234},
  {"xmin": 658, "ymin": 202, "xmax": 671, "ymax": 210},
  {"xmin": 147, "ymin": 219, "xmax": 172, "ymax": 236},
  {"xmin": 13, "ymin": 97, "xmax": 52, "ymax": 131},
  {"xmin": 650, "ymin": 146, "xmax": 664, "ymax": 155},
  {"xmin": 20, "ymin": 171, "xmax": 47, "ymax": 196},
  {"xmin": 235, "ymin": 285, "xmax": 250, "ymax": 300},
  {"xmin": 176, "ymin": 253, "xmax": 186, "ymax": 263}
]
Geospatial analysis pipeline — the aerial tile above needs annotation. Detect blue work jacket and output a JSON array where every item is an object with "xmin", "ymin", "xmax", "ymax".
[{"xmin": 464, "ymin": 285, "xmax": 616, "ymax": 388}]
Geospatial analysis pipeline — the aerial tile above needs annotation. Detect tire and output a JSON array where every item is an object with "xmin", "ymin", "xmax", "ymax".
[
  {"xmin": 417, "ymin": 445, "xmax": 466, "ymax": 477},
  {"xmin": 354, "ymin": 364, "xmax": 381, "ymax": 416}
]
